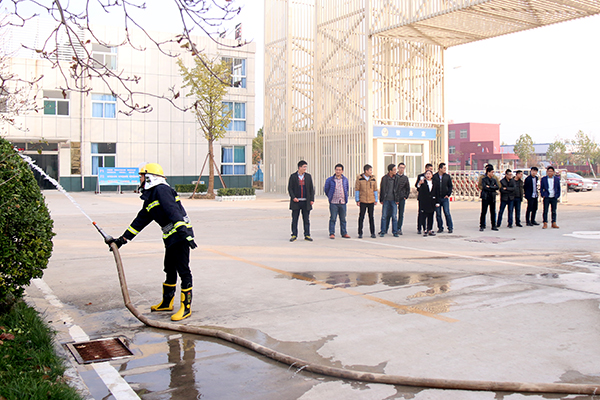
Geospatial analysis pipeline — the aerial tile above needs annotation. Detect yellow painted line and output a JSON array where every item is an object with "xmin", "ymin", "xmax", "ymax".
[{"xmin": 207, "ymin": 248, "xmax": 458, "ymax": 323}]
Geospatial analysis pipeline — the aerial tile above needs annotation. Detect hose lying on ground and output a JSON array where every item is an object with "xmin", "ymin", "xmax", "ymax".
[{"xmin": 108, "ymin": 243, "xmax": 599, "ymax": 395}]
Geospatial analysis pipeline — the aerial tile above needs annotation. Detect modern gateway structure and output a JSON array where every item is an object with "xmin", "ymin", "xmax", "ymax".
[{"xmin": 264, "ymin": 0, "xmax": 600, "ymax": 193}]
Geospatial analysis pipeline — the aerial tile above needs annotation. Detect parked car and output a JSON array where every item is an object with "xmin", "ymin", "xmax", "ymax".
[
  {"xmin": 567, "ymin": 173, "xmax": 595, "ymax": 191},
  {"xmin": 566, "ymin": 173, "xmax": 584, "ymax": 192}
]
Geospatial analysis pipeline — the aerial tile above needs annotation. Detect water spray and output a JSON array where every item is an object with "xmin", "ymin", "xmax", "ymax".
[{"xmin": 19, "ymin": 149, "xmax": 600, "ymax": 395}]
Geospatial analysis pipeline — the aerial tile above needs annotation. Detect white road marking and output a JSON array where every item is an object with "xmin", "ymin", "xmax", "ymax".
[
  {"xmin": 564, "ymin": 231, "xmax": 600, "ymax": 240},
  {"xmin": 32, "ymin": 279, "xmax": 140, "ymax": 400}
]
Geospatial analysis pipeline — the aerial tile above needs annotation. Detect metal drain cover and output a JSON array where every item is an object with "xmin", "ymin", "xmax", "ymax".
[{"xmin": 66, "ymin": 337, "xmax": 133, "ymax": 364}]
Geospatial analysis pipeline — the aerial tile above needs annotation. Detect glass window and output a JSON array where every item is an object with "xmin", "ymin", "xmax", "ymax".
[
  {"xmin": 383, "ymin": 143, "xmax": 394, "ymax": 152},
  {"xmin": 460, "ymin": 129, "xmax": 468, "ymax": 139},
  {"xmin": 92, "ymin": 94, "xmax": 117, "ymax": 118},
  {"xmin": 222, "ymin": 102, "xmax": 246, "ymax": 131},
  {"xmin": 92, "ymin": 44, "xmax": 117, "ymax": 70},
  {"xmin": 222, "ymin": 57, "xmax": 247, "ymax": 88},
  {"xmin": 381, "ymin": 141, "xmax": 424, "ymax": 178},
  {"xmin": 221, "ymin": 145, "xmax": 246, "ymax": 175},
  {"xmin": 449, "ymin": 130, "xmax": 455, "ymax": 139},
  {"xmin": 43, "ymin": 90, "xmax": 69, "ymax": 116},
  {"xmin": 91, "ymin": 142, "xmax": 116, "ymax": 175},
  {"xmin": 449, "ymin": 146, "xmax": 456, "ymax": 154}
]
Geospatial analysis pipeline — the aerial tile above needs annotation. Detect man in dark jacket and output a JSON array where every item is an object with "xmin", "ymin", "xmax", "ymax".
[
  {"xmin": 540, "ymin": 166, "xmax": 561, "ymax": 229},
  {"xmin": 324, "ymin": 163, "xmax": 350, "ymax": 239},
  {"xmin": 513, "ymin": 170, "xmax": 524, "ymax": 227},
  {"xmin": 396, "ymin": 162, "xmax": 410, "ymax": 235},
  {"xmin": 288, "ymin": 160, "xmax": 315, "ymax": 241},
  {"xmin": 524, "ymin": 166, "xmax": 540, "ymax": 226},
  {"xmin": 497, "ymin": 169, "xmax": 517, "ymax": 228},
  {"xmin": 415, "ymin": 163, "xmax": 434, "ymax": 234},
  {"xmin": 108, "ymin": 163, "xmax": 197, "ymax": 321},
  {"xmin": 434, "ymin": 162, "xmax": 454, "ymax": 233},
  {"xmin": 480, "ymin": 165, "xmax": 499, "ymax": 231},
  {"xmin": 379, "ymin": 164, "xmax": 399, "ymax": 237}
]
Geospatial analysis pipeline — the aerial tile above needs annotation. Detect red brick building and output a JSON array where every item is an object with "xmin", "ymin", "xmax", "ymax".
[{"xmin": 448, "ymin": 122, "xmax": 518, "ymax": 170}]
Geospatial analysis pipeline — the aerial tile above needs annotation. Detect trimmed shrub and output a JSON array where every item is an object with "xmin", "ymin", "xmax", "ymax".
[
  {"xmin": 217, "ymin": 187, "xmax": 256, "ymax": 196},
  {"xmin": 0, "ymin": 138, "xmax": 54, "ymax": 311},
  {"xmin": 175, "ymin": 183, "xmax": 207, "ymax": 193}
]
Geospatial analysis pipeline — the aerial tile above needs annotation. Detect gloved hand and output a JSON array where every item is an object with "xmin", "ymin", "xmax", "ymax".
[
  {"xmin": 107, "ymin": 236, "xmax": 127, "ymax": 251},
  {"xmin": 188, "ymin": 239, "xmax": 198, "ymax": 249}
]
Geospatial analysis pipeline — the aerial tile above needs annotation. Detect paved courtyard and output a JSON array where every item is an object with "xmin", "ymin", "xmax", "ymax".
[{"xmin": 26, "ymin": 188, "xmax": 600, "ymax": 399}]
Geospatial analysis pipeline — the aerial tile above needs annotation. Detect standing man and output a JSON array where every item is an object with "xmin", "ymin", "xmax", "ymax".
[
  {"xmin": 396, "ymin": 162, "xmax": 410, "ymax": 235},
  {"xmin": 415, "ymin": 163, "xmax": 434, "ymax": 234},
  {"xmin": 524, "ymin": 166, "xmax": 540, "ymax": 226},
  {"xmin": 497, "ymin": 169, "xmax": 517, "ymax": 228},
  {"xmin": 434, "ymin": 162, "xmax": 454, "ymax": 233},
  {"xmin": 379, "ymin": 164, "xmax": 399, "ymax": 237},
  {"xmin": 513, "ymin": 170, "xmax": 524, "ymax": 227},
  {"xmin": 479, "ymin": 165, "xmax": 499, "ymax": 231},
  {"xmin": 540, "ymin": 166, "xmax": 560, "ymax": 229},
  {"xmin": 108, "ymin": 163, "xmax": 197, "ymax": 321},
  {"xmin": 324, "ymin": 164, "xmax": 350, "ymax": 239},
  {"xmin": 288, "ymin": 160, "xmax": 315, "ymax": 241},
  {"xmin": 355, "ymin": 164, "xmax": 378, "ymax": 239}
]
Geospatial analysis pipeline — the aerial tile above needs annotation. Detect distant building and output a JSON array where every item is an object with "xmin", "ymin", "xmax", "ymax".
[
  {"xmin": 2, "ymin": 18, "xmax": 256, "ymax": 191},
  {"xmin": 500, "ymin": 143, "xmax": 551, "ymax": 167},
  {"xmin": 448, "ymin": 123, "xmax": 518, "ymax": 170}
]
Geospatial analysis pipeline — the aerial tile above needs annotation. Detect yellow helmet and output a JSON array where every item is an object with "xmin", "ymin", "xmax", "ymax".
[{"xmin": 139, "ymin": 163, "xmax": 165, "ymax": 177}]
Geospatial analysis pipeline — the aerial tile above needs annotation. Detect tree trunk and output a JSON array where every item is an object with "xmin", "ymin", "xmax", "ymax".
[{"xmin": 207, "ymin": 139, "xmax": 215, "ymax": 198}]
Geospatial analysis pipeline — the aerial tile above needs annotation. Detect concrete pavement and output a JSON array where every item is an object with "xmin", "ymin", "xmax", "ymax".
[{"xmin": 25, "ymin": 188, "xmax": 600, "ymax": 399}]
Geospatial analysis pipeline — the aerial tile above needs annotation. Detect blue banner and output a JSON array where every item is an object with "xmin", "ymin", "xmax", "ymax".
[
  {"xmin": 98, "ymin": 167, "xmax": 139, "ymax": 186},
  {"xmin": 373, "ymin": 125, "xmax": 437, "ymax": 140}
]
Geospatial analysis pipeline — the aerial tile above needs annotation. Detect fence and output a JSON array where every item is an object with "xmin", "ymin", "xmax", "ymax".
[{"xmin": 448, "ymin": 170, "xmax": 482, "ymax": 201}]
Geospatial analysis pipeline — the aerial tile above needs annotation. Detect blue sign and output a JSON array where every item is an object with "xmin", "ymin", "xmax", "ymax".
[
  {"xmin": 373, "ymin": 125, "xmax": 437, "ymax": 140},
  {"xmin": 98, "ymin": 167, "xmax": 140, "ymax": 186}
]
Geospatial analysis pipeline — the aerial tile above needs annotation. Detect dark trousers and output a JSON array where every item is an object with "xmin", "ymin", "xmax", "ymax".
[
  {"xmin": 419, "ymin": 210, "xmax": 434, "ymax": 232},
  {"xmin": 497, "ymin": 199, "xmax": 514, "ymax": 227},
  {"xmin": 291, "ymin": 202, "xmax": 311, "ymax": 237},
  {"xmin": 397, "ymin": 199, "xmax": 406, "ymax": 232},
  {"xmin": 526, "ymin": 198, "xmax": 538, "ymax": 223},
  {"xmin": 513, "ymin": 198, "xmax": 522, "ymax": 224},
  {"xmin": 480, "ymin": 198, "xmax": 496, "ymax": 228},
  {"xmin": 543, "ymin": 197, "xmax": 558, "ymax": 223},
  {"xmin": 164, "ymin": 240, "xmax": 192, "ymax": 289},
  {"xmin": 358, "ymin": 202, "xmax": 375, "ymax": 235}
]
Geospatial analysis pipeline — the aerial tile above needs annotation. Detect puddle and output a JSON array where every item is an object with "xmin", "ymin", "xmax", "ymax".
[
  {"xmin": 525, "ymin": 273, "xmax": 560, "ymax": 279},
  {"xmin": 280, "ymin": 271, "xmax": 449, "ymax": 289}
]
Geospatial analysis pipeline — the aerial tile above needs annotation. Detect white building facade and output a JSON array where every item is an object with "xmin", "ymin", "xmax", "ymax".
[{"xmin": 2, "ymin": 18, "xmax": 256, "ymax": 191}]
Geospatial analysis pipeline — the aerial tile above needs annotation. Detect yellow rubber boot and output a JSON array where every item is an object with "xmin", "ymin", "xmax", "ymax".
[
  {"xmin": 171, "ymin": 287, "xmax": 192, "ymax": 321},
  {"xmin": 150, "ymin": 283, "xmax": 176, "ymax": 311}
]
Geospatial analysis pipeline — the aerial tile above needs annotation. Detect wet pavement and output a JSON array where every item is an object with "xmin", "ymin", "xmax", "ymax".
[{"xmin": 25, "ymin": 189, "xmax": 600, "ymax": 399}]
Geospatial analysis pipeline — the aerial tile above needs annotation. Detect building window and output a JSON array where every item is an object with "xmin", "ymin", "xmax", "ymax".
[
  {"xmin": 92, "ymin": 94, "xmax": 117, "ymax": 118},
  {"xmin": 43, "ymin": 90, "xmax": 69, "ymax": 116},
  {"xmin": 383, "ymin": 143, "xmax": 423, "ymax": 179},
  {"xmin": 449, "ymin": 146, "xmax": 455, "ymax": 154},
  {"xmin": 91, "ymin": 143, "xmax": 116, "ymax": 175},
  {"xmin": 222, "ymin": 57, "xmax": 246, "ymax": 88},
  {"xmin": 221, "ymin": 146, "xmax": 246, "ymax": 175},
  {"xmin": 460, "ymin": 129, "xmax": 468, "ymax": 139},
  {"xmin": 92, "ymin": 44, "xmax": 117, "ymax": 70},
  {"xmin": 449, "ymin": 130, "xmax": 455, "ymax": 139},
  {"xmin": 0, "ymin": 88, "xmax": 8, "ymax": 113},
  {"xmin": 223, "ymin": 102, "xmax": 246, "ymax": 131}
]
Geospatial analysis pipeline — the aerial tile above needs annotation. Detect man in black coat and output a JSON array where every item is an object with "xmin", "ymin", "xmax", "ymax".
[
  {"xmin": 288, "ymin": 160, "xmax": 315, "ymax": 242},
  {"xmin": 415, "ymin": 163, "xmax": 434, "ymax": 234},
  {"xmin": 396, "ymin": 162, "xmax": 410, "ymax": 235},
  {"xmin": 480, "ymin": 165, "xmax": 499, "ymax": 231},
  {"xmin": 434, "ymin": 162, "xmax": 454, "ymax": 233},
  {"xmin": 497, "ymin": 169, "xmax": 517, "ymax": 228}
]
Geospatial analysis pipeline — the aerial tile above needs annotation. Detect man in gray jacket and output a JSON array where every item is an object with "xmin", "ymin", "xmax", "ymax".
[{"xmin": 396, "ymin": 162, "xmax": 410, "ymax": 235}]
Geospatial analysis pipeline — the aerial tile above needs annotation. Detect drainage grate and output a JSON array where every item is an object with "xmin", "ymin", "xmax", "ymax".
[{"xmin": 66, "ymin": 337, "xmax": 133, "ymax": 364}]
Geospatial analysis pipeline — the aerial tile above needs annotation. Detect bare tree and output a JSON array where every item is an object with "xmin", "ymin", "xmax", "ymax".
[{"xmin": 1, "ymin": 0, "xmax": 245, "ymax": 115}]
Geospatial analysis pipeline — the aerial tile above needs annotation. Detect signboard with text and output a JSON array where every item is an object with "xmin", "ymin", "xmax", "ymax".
[
  {"xmin": 373, "ymin": 125, "xmax": 437, "ymax": 140},
  {"xmin": 98, "ymin": 167, "xmax": 139, "ymax": 186}
]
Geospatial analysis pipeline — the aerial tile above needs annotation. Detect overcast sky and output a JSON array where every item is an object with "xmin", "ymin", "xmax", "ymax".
[{"xmin": 237, "ymin": 2, "xmax": 600, "ymax": 145}]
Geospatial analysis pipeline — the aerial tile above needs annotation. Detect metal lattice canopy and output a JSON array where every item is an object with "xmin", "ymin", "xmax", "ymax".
[{"xmin": 371, "ymin": 0, "xmax": 600, "ymax": 48}]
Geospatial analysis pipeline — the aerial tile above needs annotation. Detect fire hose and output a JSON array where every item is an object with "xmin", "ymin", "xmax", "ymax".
[{"xmin": 94, "ymin": 222, "xmax": 600, "ymax": 396}]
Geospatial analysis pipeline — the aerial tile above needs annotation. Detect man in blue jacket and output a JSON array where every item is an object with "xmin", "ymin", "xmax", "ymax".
[
  {"xmin": 324, "ymin": 163, "xmax": 350, "ymax": 239},
  {"xmin": 108, "ymin": 163, "xmax": 197, "ymax": 321},
  {"xmin": 540, "ymin": 166, "xmax": 561, "ymax": 229}
]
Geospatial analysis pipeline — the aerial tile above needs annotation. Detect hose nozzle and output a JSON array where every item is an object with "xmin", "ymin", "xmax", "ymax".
[{"xmin": 93, "ymin": 221, "xmax": 114, "ymax": 244}]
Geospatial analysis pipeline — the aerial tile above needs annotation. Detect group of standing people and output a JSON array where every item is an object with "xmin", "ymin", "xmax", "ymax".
[
  {"xmin": 287, "ymin": 160, "xmax": 454, "ymax": 241},
  {"xmin": 479, "ymin": 165, "xmax": 561, "ymax": 231}
]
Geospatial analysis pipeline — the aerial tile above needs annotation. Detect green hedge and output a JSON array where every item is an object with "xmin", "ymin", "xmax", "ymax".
[
  {"xmin": 217, "ymin": 187, "xmax": 255, "ymax": 196},
  {"xmin": 0, "ymin": 138, "xmax": 54, "ymax": 310},
  {"xmin": 175, "ymin": 183, "xmax": 207, "ymax": 193}
]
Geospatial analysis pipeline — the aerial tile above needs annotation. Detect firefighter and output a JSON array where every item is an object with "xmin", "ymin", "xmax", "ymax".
[{"xmin": 108, "ymin": 163, "xmax": 197, "ymax": 321}]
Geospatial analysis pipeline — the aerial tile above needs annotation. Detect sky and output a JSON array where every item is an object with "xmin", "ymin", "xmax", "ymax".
[{"xmin": 235, "ymin": 2, "xmax": 600, "ymax": 145}]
